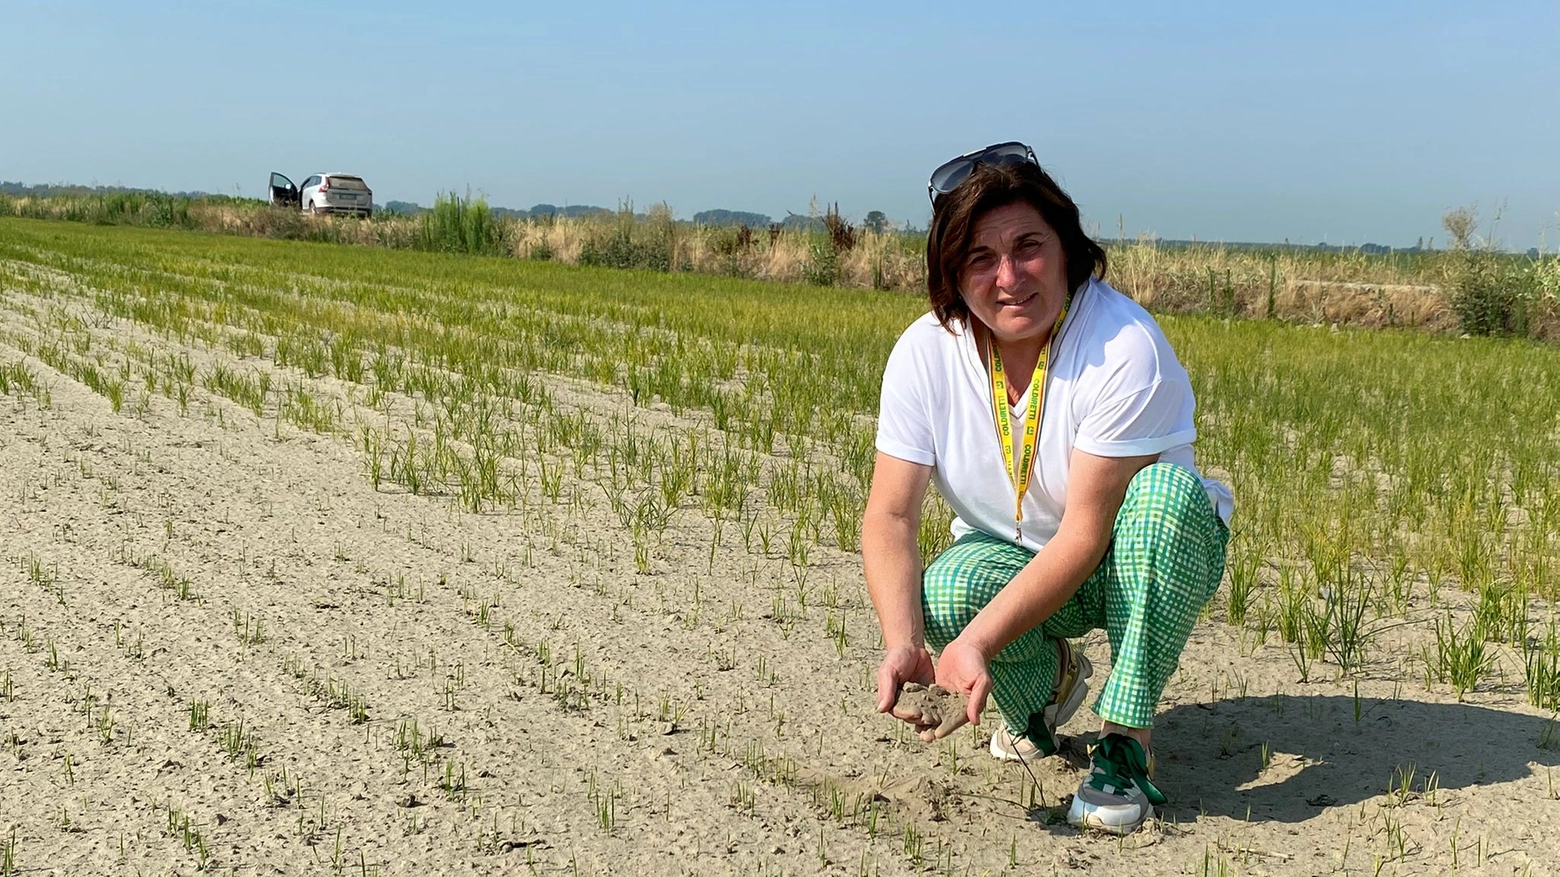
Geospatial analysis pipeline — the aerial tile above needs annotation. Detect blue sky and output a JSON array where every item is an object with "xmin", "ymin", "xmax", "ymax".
[{"xmin": 3, "ymin": 1, "xmax": 1557, "ymax": 249}]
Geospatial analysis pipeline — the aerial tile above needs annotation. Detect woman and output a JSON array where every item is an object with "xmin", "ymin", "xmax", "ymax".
[{"xmin": 863, "ymin": 142, "xmax": 1232, "ymax": 835}]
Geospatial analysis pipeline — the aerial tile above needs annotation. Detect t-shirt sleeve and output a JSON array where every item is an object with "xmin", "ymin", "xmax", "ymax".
[
  {"xmin": 1073, "ymin": 379, "xmax": 1197, "ymax": 458},
  {"xmin": 875, "ymin": 331, "xmax": 936, "ymax": 466},
  {"xmin": 1071, "ymin": 324, "xmax": 1197, "ymax": 458}
]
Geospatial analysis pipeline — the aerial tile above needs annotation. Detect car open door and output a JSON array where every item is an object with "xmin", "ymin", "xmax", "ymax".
[{"xmin": 269, "ymin": 172, "xmax": 300, "ymax": 209}]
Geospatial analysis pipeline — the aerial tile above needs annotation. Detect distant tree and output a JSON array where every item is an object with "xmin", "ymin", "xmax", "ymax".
[
  {"xmin": 863, "ymin": 210, "xmax": 888, "ymax": 234},
  {"xmin": 693, "ymin": 209, "xmax": 772, "ymax": 227},
  {"xmin": 780, "ymin": 212, "xmax": 822, "ymax": 232}
]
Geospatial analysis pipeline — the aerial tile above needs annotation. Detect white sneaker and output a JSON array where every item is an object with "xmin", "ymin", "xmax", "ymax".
[
  {"xmin": 989, "ymin": 639, "xmax": 1092, "ymax": 762},
  {"xmin": 1066, "ymin": 733, "xmax": 1165, "ymax": 835}
]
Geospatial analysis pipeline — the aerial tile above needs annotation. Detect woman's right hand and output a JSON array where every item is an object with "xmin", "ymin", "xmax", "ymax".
[{"xmin": 875, "ymin": 643, "xmax": 936, "ymax": 717}]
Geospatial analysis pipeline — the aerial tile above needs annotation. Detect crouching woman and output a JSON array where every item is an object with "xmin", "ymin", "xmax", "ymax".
[{"xmin": 863, "ymin": 143, "xmax": 1232, "ymax": 835}]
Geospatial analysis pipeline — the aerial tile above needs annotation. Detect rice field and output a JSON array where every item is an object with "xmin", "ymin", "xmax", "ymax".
[{"xmin": 0, "ymin": 216, "xmax": 1557, "ymax": 875}]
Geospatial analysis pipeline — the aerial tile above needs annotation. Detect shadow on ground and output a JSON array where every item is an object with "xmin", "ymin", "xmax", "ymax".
[{"xmin": 1142, "ymin": 695, "xmax": 1560, "ymax": 824}]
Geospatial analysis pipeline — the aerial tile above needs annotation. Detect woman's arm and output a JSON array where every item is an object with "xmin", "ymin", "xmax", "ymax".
[
  {"xmin": 862, "ymin": 452, "xmax": 936, "ymax": 714},
  {"xmin": 931, "ymin": 448, "xmax": 1159, "ymax": 726}
]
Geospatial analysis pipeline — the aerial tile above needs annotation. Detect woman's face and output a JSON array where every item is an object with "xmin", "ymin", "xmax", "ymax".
[{"xmin": 959, "ymin": 202, "xmax": 1069, "ymax": 346}]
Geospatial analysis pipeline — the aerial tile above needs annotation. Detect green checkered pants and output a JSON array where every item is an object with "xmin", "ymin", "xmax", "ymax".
[{"xmin": 922, "ymin": 463, "xmax": 1227, "ymax": 733}]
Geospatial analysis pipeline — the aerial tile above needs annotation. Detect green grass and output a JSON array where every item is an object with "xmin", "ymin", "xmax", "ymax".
[
  {"xmin": 418, "ymin": 191, "xmax": 507, "ymax": 256},
  {"xmin": 0, "ymin": 189, "xmax": 205, "ymax": 229}
]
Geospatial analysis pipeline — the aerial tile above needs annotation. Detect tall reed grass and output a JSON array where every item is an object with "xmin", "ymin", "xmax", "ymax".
[
  {"xmin": 417, "ymin": 192, "xmax": 507, "ymax": 256},
  {"xmin": 0, "ymin": 190, "xmax": 203, "ymax": 229}
]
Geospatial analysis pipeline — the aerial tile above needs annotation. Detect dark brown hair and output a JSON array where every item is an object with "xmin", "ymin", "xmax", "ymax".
[{"xmin": 926, "ymin": 161, "xmax": 1107, "ymax": 331}]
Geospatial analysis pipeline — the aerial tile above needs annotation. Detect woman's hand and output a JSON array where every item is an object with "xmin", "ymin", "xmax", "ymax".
[
  {"xmin": 931, "ymin": 637, "xmax": 993, "ymax": 734},
  {"xmin": 864, "ymin": 453, "xmax": 934, "ymax": 720},
  {"xmin": 875, "ymin": 643, "xmax": 935, "ymax": 717}
]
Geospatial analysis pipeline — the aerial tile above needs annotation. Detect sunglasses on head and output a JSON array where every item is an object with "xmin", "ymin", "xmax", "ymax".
[{"xmin": 927, "ymin": 141, "xmax": 1038, "ymax": 201}]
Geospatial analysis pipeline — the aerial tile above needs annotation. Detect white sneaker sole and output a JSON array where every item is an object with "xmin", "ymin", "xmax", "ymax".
[
  {"xmin": 1066, "ymin": 795, "xmax": 1151, "ymax": 835},
  {"xmin": 988, "ymin": 649, "xmax": 1094, "ymax": 762}
]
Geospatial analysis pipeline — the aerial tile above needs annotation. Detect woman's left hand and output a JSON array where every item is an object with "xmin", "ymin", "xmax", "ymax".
[{"xmin": 926, "ymin": 637, "xmax": 993, "ymax": 741}]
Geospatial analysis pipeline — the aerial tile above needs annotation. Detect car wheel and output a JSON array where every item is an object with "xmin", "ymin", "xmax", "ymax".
[{"xmin": 303, "ymin": 201, "xmax": 315, "ymax": 215}]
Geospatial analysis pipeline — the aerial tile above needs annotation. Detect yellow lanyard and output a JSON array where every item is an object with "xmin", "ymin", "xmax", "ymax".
[{"xmin": 987, "ymin": 296, "xmax": 1070, "ymax": 541}]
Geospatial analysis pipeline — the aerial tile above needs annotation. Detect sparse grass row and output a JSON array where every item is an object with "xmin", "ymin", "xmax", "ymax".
[
  {"xmin": 2, "ymin": 228, "xmax": 896, "ymax": 426},
  {"xmin": 415, "ymin": 526, "xmax": 926, "ymax": 865},
  {"xmin": 0, "ymin": 488, "xmax": 458, "ymax": 873},
  {"xmin": 1192, "ymin": 325, "xmax": 1558, "ymax": 689},
  {"xmin": 0, "ymin": 359, "xmax": 46, "ymax": 402},
  {"xmin": 460, "ymin": 545, "xmax": 971, "ymax": 868},
  {"xmin": 354, "ymin": 530, "xmax": 930, "ymax": 866},
  {"xmin": 0, "ymin": 607, "xmax": 283, "ymax": 874},
  {"xmin": 329, "ymin": 435, "xmax": 925, "ymax": 860},
  {"xmin": 5, "ymin": 243, "xmax": 882, "ymax": 538},
  {"xmin": 1, "ymin": 405, "xmax": 708, "ymax": 872},
  {"xmin": 20, "ymin": 332, "xmax": 130, "ymax": 412}
]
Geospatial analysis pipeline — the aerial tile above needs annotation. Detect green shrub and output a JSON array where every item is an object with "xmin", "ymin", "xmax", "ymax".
[
  {"xmin": 579, "ymin": 227, "xmax": 669, "ymax": 271},
  {"xmin": 1449, "ymin": 251, "xmax": 1533, "ymax": 336},
  {"xmin": 802, "ymin": 236, "xmax": 837, "ymax": 286},
  {"xmin": 579, "ymin": 202, "xmax": 676, "ymax": 271},
  {"xmin": 419, "ymin": 192, "xmax": 506, "ymax": 256},
  {"xmin": 1440, "ymin": 205, "xmax": 1545, "ymax": 337},
  {"xmin": 1449, "ymin": 250, "xmax": 1508, "ymax": 335}
]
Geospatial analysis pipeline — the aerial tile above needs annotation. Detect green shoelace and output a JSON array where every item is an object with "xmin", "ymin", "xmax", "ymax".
[{"xmin": 1086, "ymin": 734, "xmax": 1167, "ymax": 806}]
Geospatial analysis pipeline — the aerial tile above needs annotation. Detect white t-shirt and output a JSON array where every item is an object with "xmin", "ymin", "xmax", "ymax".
[{"xmin": 876, "ymin": 277, "xmax": 1233, "ymax": 552}]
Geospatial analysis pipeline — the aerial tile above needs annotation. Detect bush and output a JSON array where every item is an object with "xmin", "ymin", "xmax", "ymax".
[
  {"xmin": 578, "ymin": 200, "xmax": 678, "ymax": 271},
  {"xmin": 579, "ymin": 227, "xmax": 669, "ymax": 271},
  {"xmin": 802, "ymin": 237, "xmax": 838, "ymax": 286},
  {"xmin": 419, "ymin": 192, "xmax": 507, "ymax": 256},
  {"xmin": 1440, "ymin": 205, "xmax": 1544, "ymax": 337},
  {"xmin": 1450, "ymin": 251, "xmax": 1529, "ymax": 336}
]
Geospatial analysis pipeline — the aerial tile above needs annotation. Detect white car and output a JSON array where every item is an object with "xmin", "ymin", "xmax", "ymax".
[{"xmin": 268, "ymin": 171, "xmax": 373, "ymax": 218}]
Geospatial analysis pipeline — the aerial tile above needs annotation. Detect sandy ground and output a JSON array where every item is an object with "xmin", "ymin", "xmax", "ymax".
[{"xmin": 1, "ymin": 275, "xmax": 1558, "ymax": 876}]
